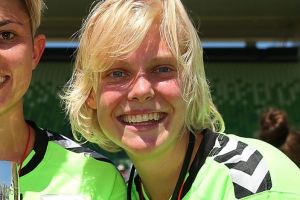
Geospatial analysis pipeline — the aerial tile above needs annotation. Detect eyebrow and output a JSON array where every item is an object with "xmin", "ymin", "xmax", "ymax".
[
  {"xmin": 151, "ymin": 55, "xmax": 176, "ymax": 63},
  {"xmin": 0, "ymin": 19, "xmax": 24, "ymax": 27}
]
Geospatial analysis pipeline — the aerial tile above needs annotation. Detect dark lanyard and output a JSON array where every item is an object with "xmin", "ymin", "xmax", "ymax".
[{"xmin": 127, "ymin": 133, "xmax": 195, "ymax": 200}]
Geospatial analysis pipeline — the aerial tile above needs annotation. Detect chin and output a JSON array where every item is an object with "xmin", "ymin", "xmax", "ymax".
[
  {"xmin": 122, "ymin": 137, "xmax": 158, "ymax": 153},
  {"xmin": 122, "ymin": 135, "xmax": 171, "ymax": 157}
]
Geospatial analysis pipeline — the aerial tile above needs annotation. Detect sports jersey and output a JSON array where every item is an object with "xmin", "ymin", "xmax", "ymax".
[
  {"xmin": 20, "ymin": 121, "xmax": 126, "ymax": 200},
  {"xmin": 128, "ymin": 129, "xmax": 300, "ymax": 200}
]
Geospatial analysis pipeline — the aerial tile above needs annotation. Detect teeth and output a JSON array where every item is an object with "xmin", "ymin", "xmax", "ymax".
[
  {"xmin": 0, "ymin": 76, "xmax": 6, "ymax": 84},
  {"xmin": 123, "ymin": 113, "xmax": 161, "ymax": 123}
]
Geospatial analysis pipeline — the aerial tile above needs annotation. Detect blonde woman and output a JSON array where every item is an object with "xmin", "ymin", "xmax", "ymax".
[
  {"xmin": 0, "ymin": 0, "xmax": 126, "ymax": 199},
  {"xmin": 63, "ymin": 0, "xmax": 300, "ymax": 199}
]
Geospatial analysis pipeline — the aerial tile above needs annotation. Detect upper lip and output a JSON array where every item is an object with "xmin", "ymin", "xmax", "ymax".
[
  {"xmin": 0, "ymin": 70, "xmax": 11, "ymax": 77},
  {"xmin": 117, "ymin": 109, "xmax": 166, "ymax": 116},
  {"xmin": 0, "ymin": 69, "xmax": 10, "ymax": 76}
]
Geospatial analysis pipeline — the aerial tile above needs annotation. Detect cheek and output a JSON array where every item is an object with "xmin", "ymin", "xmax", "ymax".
[
  {"xmin": 8, "ymin": 46, "xmax": 33, "ymax": 91},
  {"xmin": 98, "ymin": 89, "xmax": 124, "ymax": 109},
  {"xmin": 97, "ymin": 88, "xmax": 127, "ymax": 122},
  {"xmin": 96, "ymin": 89, "xmax": 125, "ymax": 141},
  {"xmin": 8, "ymin": 42, "xmax": 33, "ymax": 61},
  {"xmin": 156, "ymin": 79, "xmax": 183, "ymax": 100},
  {"xmin": 157, "ymin": 79, "xmax": 186, "ymax": 116},
  {"xmin": 8, "ymin": 44, "xmax": 33, "ymax": 71}
]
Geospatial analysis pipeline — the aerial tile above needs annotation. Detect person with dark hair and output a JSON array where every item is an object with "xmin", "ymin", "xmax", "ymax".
[
  {"xmin": 258, "ymin": 108, "xmax": 289, "ymax": 148},
  {"xmin": 258, "ymin": 107, "xmax": 300, "ymax": 168},
  {"xmin": 281, "ymin": 131, "xmax": 300, "ymax": 168}
]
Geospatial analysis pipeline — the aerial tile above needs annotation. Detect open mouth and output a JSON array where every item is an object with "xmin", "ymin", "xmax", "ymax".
[{"xmin": 118, "ymin": 112, "xmax": 167, "ymax": 125}]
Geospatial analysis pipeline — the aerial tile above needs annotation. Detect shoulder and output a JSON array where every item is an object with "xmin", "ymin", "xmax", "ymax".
[
  {"xmin": 28, "ymin": 120, "xmax": 111, "ymax": 163},
  {"xmin": 23, "ymin": 122, "xmax": 126, "ymax": 199},
  {"xmin": 43, "ymin": 131, "xmax": 127, "ymax": 196},
  {"xmin": 45, "ymin": 129, "xmax": 113, "ymax": 164},
  {"xmin": 207, "ymin": 133, "xmax": 300, "ymax": 199},
  {"xmin": 46, "ymin": 132, "xmax": 127, "ymax": 198}
]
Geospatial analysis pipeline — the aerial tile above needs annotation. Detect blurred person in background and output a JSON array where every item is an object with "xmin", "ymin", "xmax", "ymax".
[
  {"xmin": 63, "ymin": 0, "xmax": 300, "ymax": 199},
  {"xmin": 281, "ymin": 131, "xmax": 300, "ymax": 168},
  {"xmin": 259, "ymin": 107, "xmax": 300, "ymax": 167},
  {"xmin": 258, "ymin": 107, "xmax": 289, "ymax": 148},
  {"xmin": 0, "ymin": 0, "xmax": 126, "ymax": 199}
]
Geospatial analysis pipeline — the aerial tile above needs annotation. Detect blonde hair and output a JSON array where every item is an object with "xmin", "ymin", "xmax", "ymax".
[
  {"xmin": 22, "ymin": 0, "xmax": 45, "ymax": 35},
  {"xmin": 62, "ymin": 0, "xmax": 225, "ymax": 152}
]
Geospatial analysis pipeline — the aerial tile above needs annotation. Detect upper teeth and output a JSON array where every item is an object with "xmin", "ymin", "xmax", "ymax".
[
  {"xmin": 0, "ymin": 76, "xmax": 6, "ymax": 84},
  {"xmin": 123, "ymin": 113, "xmax": 161, "ymax": 123}
]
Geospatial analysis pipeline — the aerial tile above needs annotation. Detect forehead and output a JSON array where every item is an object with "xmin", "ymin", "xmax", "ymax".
[
  {"xmin": 0, "ymin": 0, "xmax": 28, "ymax": 22},
  {"xmin": 124, "ymin": 22, "xmax": 173, "ymax": 61}
]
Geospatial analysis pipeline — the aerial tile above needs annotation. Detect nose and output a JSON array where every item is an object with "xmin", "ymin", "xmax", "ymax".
[{"xmin": 128, "ymin": 75, "xmax": 154, "ymax": 102}]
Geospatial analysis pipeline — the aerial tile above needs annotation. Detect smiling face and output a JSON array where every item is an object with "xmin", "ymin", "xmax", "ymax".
[
  {"xmin": 0, "ymin": 0, "xmax": 45, "ymax": 115},
  {"xmin": 87, "ymin": 23, "xmax": 187, "ymax": 156}
]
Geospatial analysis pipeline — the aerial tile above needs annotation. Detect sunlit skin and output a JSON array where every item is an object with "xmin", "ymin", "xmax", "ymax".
[
  {"xmin": 86, "ymin": 22, "xmax": 204, "ymax": 199},
  {"xmin": 0, "ymin": 0, "xmax": 33, "ymax": 112},
  {"xmin": 0, "ymin": 0, "xmax": 45, "ymax": 162},
  {"xmin": 87, "ymin": 22, "xmax": 188, "ymax": 158}
]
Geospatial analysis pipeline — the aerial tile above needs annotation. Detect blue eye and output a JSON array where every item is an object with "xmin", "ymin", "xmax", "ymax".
[
  {"xmin": 110, "ymin": 70, "xmax": 128, "ymax": 78},
  {"xmin": 154, "ymin": 66, "xmax": 173, "ymax": 73}
]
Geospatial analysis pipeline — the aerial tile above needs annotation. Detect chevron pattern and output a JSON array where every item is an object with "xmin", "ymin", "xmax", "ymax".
[
  {"xmin": 209, "ymin": 134, "xmax": 272, "ymax": 199},
  {"xmin": 46, "ymin": 131, "xmax": 110, "ymax": 162}
]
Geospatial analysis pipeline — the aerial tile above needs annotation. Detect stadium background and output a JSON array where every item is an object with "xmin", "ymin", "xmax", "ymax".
[{"xmin": 24, "ymin": 0, "xmax": 300, "ymax": 163}]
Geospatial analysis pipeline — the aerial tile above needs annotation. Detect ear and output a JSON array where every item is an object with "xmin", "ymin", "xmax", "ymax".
[
  {"xmin": 32, "ymin": 34, "xmax": 46, "ymax": 70},
  {"xmin": 86, "ymin": 89, "xmax": 97, "ymax": 110}
]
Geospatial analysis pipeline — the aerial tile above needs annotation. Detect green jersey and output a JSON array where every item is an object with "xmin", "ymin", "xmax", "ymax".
[
  {"xmin": 20, "ymin": 121, "xmax": 126, "ymax": 200},
  {"xmin": 129, "ymin": 129, "xmax": 300, "ymax": 200}
]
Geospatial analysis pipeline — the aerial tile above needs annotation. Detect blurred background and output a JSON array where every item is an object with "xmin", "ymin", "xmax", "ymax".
[{"xmin": 24, "ymin": 0, "xmax": 300, "ymax": 170}]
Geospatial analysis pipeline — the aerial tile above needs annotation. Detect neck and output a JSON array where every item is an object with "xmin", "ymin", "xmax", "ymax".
[
  {"xmin": 128, "ymin": 133, "xmax": 202, "ymax": 200},
  {"xmin": 0, "ymin": 102, "xmax": 34, "ymax": 163}
]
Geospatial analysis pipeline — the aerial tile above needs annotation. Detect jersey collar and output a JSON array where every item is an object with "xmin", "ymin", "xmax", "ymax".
[{"xmin": 19, "ymin": 121, "xmax": 49, "ymax": 176}]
